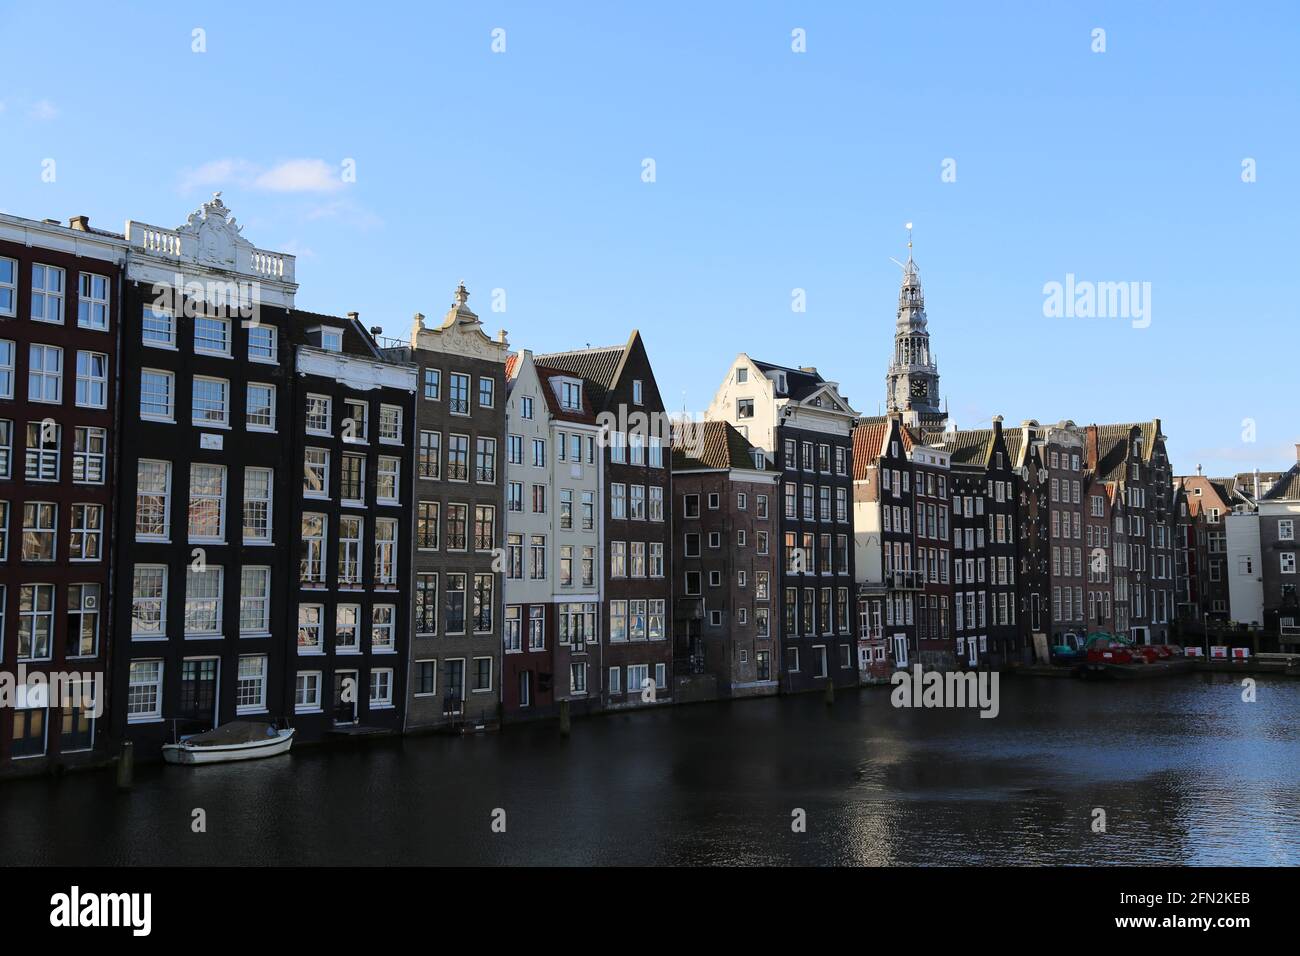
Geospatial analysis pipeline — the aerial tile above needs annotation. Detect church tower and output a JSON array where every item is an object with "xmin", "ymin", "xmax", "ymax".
[{"xmin": 884, "ymin": 226, "xmax": 945, "ymax": 425}]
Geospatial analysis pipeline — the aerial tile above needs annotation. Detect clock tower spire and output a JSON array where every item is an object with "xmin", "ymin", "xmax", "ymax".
[{"xmin": 885, "ymin": 224, "xmax": 945, "ymax": 424}]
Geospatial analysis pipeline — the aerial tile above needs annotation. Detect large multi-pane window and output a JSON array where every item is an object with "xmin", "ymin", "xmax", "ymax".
[
  {"xmin": 73, "ymin": 426, "xmax": 106, "ymax": 483},
  {"xmin": 300, "ymin": 513, "xmax": 327, "ymax": 585},
  {"xmin": 243, "ymin": 467, "xmax": 273, "ymax": 542},
  {"xmin": 504, "ymin": 606, "xmax": 522, "ymax": 652},
  {"xmin": 476, "ymin": 437, "xmax": 496, "ymax": 482},
  {"xmin": 375, "ymin": 518, "xmax": 398, "ymax": 586},
  {"xmin": 239, "ymin": 567, "xmax": 271, "ymax": 635},
  {"xmin": 140, "ymin": 369, "xmax": 174, "ymax": 420},
  {"xmin": 0, "ymin": 339, "xmax": 13, "ymax": 399},
  {"xmin": 188, "ymin": 463, "xmax": 227, "ymax": 541},
  {"xmin": 21, "ymin": 502, "xmax": 56, "ymax": 560},
  {"xmin": 338, "ymin": 516, "xmax": 363, "ymax": 586},
  {"xmin": 142, "ymin": 305, "xmax": 175, "ymax": 347},
  {"xmin": 335, "ymin": 605, "xmax": 360, "ymax": 652},
  {"xmin": 67, "ymin": 583, "xmax": 100, "ymax": 657},
  {"xmin": 28, "ymin": 344, "xmax": 62, "ymax": 402},
  {"xmin": 343, "ymin": 399, "xmax": 367, "ymax": 441},
  {"xmin": 297, "ymin": 604, "xmax": 324, "ymax": 653},
  {"xmin": 379, "ymin": 405, "xmax": 402, "ymax": 442},
  {"xmin": 372, "ymin": 605, "xmax": 396, "ymax": 652},
  {"xmin": 340, "ymin": 453, "xmax": 365, "ymax": 502},
  {"xmin": 192, "ymin": 376, "xmax": 229, "ymax": 427},
  {"xmin": 248, "ymin": 325, "xmax": 277, "ymax": 363},
  {"xmin": 136, "ymin": 460, "xmax": 171, "ymax": 539},
  {"xmin": 131, "ymin": 566, "xmax": 167, "ymax": 638},
  {"xmin": 449, "ymin": 373, "xmax": 470, "ymax": 414},
  {"xmin": 0, "ymin": 257, "xmax": 15, "ymax": 316},
  {"xmin": 69, "ymin": 504, "xmax": 103, "ymax": 561},
  {"xmin": 75, "ymin": 351, "xmax": 108, "ymax": 408},
  {"xmin": 423, "ymin": 368, "xmax": 441, "ymax": 401},
  {"xmin": 31, "ymin": 264, "xmax": 64, "ymax": 323},
  {"xmin": 447, "ymin": 434, "xmax": 469, "ymax": 480},
  {"xmin": 305, "ymin": 395, "xmax": 331, "ymax": 434},
  {"xmin": 184, "ymin": 566, "xmax": 223, "ymax": 636},
  {"xmin": 25, "ymin": 421, "xmax": 59, "ymax": 481},
  {"xmin": 18, "ymin": 584, "xmax": 55, "ymax": 660},
  {"xmin": 377, "ymin": 456, "xmax": 400, "ymax": 502}
]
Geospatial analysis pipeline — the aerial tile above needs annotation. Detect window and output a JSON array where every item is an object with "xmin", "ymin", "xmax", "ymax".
[
  {"xmin": 31, "ymin": 264, "xmax": 65, "ymax": 323},
  {"xmin": 520, "ymin": 395, "xmax": 533, "ymax": 419},
  {"xmin": 413, "ymin": 661, "xmax": 437, "ymax": 697},
  {"xmin": 18, "ymin": 584, "xmax": 55, "ymax": 659},
  {"xmin": 532, "ymin": 438, "xmax": 547, "ymax": 467},
  {"xmin": 530, "ymin": 535, "xmax": 547, "ymax": 580},
  {"xmin": 476, "ymin": 437, "xmax": 497, "ymax": 482},
  {"xmin": 473, "ymin": 575, "xmax": 494, "ymax": 633},
  {"xmin": 239, "ymin": 567, "xmax": 271, "ymax": 635},
  {"xmin": 1280, "ymin": 520, "xmax": 1295, "ymax": 542},
  {"xmin": 632, "ymin": 379, "xmax": 643, "ymax": 404},
  {"xmin": 0, "ymin": 257, "xmax": 15, "ymax": 316},
  {"xmin": 474, "ymin": 504, "xmax": 496, "ymax": 551},
  {"xmin": 72, "ymin": 426, "xmax": 106, "ymax": 483},
  {"xmin": 191, "ymin": 376, "xmax": 229, "ymax": 427},
  {"xmin": 446, "ymin": 503, "xmax": 468, "ymax": 550},
  {"xmin": 127, "ymin": 661, "xmax": 163, "ymax": 721},
  {"xmin": 416, "ymin": 501, "xmax": 440, "ymax": 550},
  {"xmin": 415, "ymin": 574, "xmax": 438, "ymax": 635},
  {"xmin": 371, "ymin": 668, "xmax": 395, "ymax": 707},
  {"xmin": 335, "ymin": 605, "xmax": 361, "ymax": 652},
  {"xmin": 479, "ymin": 376, "xmax": 495, "ymax": 408},
  {"xmin": 184, "ymin": 566, "xmax": 223, "ymax": 636},
  {"xmin": 423, "ymin": 368, "xmax": 441, "ymax": 401},
  {"xmin": 139, "ymin": 369, "xmax": 174, "ymax": 421},
  {"xmin": 375, "ymin": 518, "xmax": 398, "ymax": 586},
  {"xmin": 236, "ymin": 655, "xmax": 268, "ymax": 713},
  {"xmin": 377, "ymin": 455, "xmax": 401, "ymax": 503},
  {"xmin": 379, "ymin": 404, "xmax": 402, "ymax": 443},
  {"xmin": 304, "ymin": 448, "xmax": 329, "ymax": 496},
  {"xmin": 135, "ymin": 460, "xmax": 172, "ymax": 541},
  {"xmin": 66, "ymin": 583, "xmax": 100, "ymax": 657},
  {"xmin": 297, "ymin": 604, "xmax": 324, "ymax": 653},
  {"xmin": 75, "ymin": 351, "xmax": 108, "ymax": 408},
  {"xmin": 131, "ymin": 566, "xmax": 167, "ymax": 638},
  {"xmin": 28, "ymin": 344, "xmax": 62, "ymax": 402},
  {"xmin": 1283, "ymin": 553, "xmax": 1297, "ymax": 575},
  {"xmin": 306, "ymin": 394, "xmax": 332, "ymax": 434},
  {"xmin": 737, "ymin": 398, "xmax": 754, "ymax": 419},
  {"xmin": 21, "ymin": 503, "xmax": 56, "ymax": 560},
  {"xmin": 296, "ymin": 672, "xmax": 322, "ymax": 712},
  {"xmin": 448, "ymin": 434, "xmax": 469, "ymax": 480},
  {"xmin": 372, "ymin": 605, "xmax": 396, "ymax": 652},
  {"xmin": 142, "ymin": 304, "xmax": 175, "ymax": 347},
  {"xmin": 25, "ymin": 421, "xmax": 59, "ymax": 481},
  {"xmin": 246, "ymin": 383, "xmax": 276, "ymax": 430},
  {"xmin": 339, "ymin": 453, "xmax": 365, "ymax": 502},
  {"xmin": 419, "ymin": 430, "xmax": 442, "ymax": 479},
  {"xmin": 0, "ymin": 339, "xmax": 13, "ymax": 399},
  {"xmin": 68, "ymin": 504, "xmax": 103, "ymax": 561},
  {"xmin": 449, "ymin": 373, "xmax": 471, "ymax": 414},
  {"xmin": 248, "ymin": 324, "xmax": 278, "ymax": 362},
  {"xmin": 446, "ymin": 574, "xmax": 467, "ymax": 634},
  {"xmin": 343, "ymin": 399, "xmax": 368, "ymax": 442},
  {"xmin": 188, "ymin": 463, "xmax": 227, "ymax": 541},
  {"xmin": 194, "ymin": 315, "xmax": 231, "ymax": 356},
  {"xmin": 571, "ymin": 662, "xmax": 587, "ymax": 694},
  {"xmin": 300, "ymin": 514, "xmax": 327, "ymax": 585},
  {"xmin": 242, "ymin": 467, "xmax": 273, "ymax": 542},
  {"xmin": 338, "ymin": 516, "xmax": 363, "ymax": 586}
]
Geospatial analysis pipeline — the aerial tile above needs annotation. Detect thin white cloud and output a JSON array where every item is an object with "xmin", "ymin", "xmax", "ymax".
[
  {"xmin": 29, "ymin": 99, "xmax": 58, "ymax": 121},
  {"xmin": 303, "ymin": 197, "xmax": 383, "ymax": 230},
  {"xmin": 177, "ymin": 158, "xmax": 346, "ymax": 194}
]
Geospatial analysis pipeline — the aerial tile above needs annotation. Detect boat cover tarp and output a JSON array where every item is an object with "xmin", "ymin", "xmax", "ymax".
[{"xmin": 184, "ymin": 721, "xmax": 279, "ymax": 747}]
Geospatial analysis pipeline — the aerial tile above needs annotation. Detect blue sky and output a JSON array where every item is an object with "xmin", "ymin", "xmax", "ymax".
[{"xmin": 2, "ymin": 1, "xmax": 1295, "ymax": 476}]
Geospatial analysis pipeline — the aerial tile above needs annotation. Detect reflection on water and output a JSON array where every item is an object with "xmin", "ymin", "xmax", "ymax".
[{"xmin": 1, "ymin": 673, "xmax": 1296, "ymax": 866}]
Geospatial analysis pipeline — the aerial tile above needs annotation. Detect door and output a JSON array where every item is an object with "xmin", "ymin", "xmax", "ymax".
[
  {"xmin": 1031, "ymin": 593, "xmax": 1041, "ymax": 632},
  {"xmin": 333, "ymin": 670, "xmax": 359, "ymax": 725},
  {"xmin": 892, "ymin": 633, "xmax": 909, "ymax": 667},
  {"xmin": 178, "ymin": 659, "xmax": 219, "ymax": 730}
]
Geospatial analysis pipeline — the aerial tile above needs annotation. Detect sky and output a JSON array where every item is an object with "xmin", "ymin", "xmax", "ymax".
[{"xmin": 2, "ymin": 1, "xmax": 1296, "ymax": 477}]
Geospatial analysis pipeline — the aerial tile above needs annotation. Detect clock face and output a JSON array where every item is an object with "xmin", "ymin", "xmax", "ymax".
[{"xmin": 910, "ymin": 379, "xmax": 929, "ymax": 399}]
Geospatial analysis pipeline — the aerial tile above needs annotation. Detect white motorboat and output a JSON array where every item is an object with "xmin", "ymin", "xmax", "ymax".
[{"xmin": 162, "ymin": 721, "xmax": 295, "ymax": 765}]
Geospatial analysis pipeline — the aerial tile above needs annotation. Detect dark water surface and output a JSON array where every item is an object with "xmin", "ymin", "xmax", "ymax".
[{"xmin": 3, "ymin": 673, "xmax": 1297, "ymax": 866}]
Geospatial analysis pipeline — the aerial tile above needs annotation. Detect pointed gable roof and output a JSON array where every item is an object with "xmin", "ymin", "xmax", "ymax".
[
  {"xmin": 671, "ymin": 420, "xmax": 761, "ymax": 471},
  {"xmin": 1261, "ymin": 463, "xmax": 1300, "ymax": 502},
  {"xmin": 535, "ymin": 330, "xmax": 642, "ymax": 412}
]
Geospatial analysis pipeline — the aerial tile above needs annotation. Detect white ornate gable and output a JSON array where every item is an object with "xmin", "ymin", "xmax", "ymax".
[
  {"xmin": 411, "ymin": 283, "xmax": 509, "ymax": 363},
  {"xmin": 176, "ymin": 193, "xmax": 253, "ymax": 270}
]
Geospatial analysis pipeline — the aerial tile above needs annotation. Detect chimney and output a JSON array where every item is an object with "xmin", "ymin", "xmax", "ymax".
[
  {"xmin": 346, "ymin": 311, "xmax": 359, "ymax": 324},
  {"xmin": 1255, "ymin": 468, "xmax": 1261, "ymax": 500},
  {"xmin": 992, "ymin": 414, "xmax": 1003, "ymax": 435},
  {"xmin": 799, "ymin": 366, "xmax": 817, "ymax": 375},
  {"xmin": 68, "ymin": 215, "xmax": 90, "ymax": 232},
  {"xmin": 496, "ymin": 329, "xmax": 508, "ymax": 344},
  {"xmin": 1295, "ymin": 443, "xmax": 1300, "ymax": 463}
]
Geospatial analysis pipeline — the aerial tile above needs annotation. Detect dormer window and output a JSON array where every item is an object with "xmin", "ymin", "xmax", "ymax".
[
  {"xmin": 558, "ymin": 379, "xmax": 582, "ymax": 411},
  {"xmin": 314, "ymin": 326, "xmax": 343, "ymax": 352},
  {"xmin": 751, "ymin": 450, "xmax": 765, "ymax": 470},
  {"xmin": 777, "ymin": 374, "xmax": 787, "ymax": 394}
]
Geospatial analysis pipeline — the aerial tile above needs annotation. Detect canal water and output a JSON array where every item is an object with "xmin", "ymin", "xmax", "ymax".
[{"xmin": 2, "ymin": 673, "xmax": 1297, "ymax": 866}]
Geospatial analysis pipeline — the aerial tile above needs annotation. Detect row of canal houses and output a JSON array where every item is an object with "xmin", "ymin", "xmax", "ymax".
[{"xmin": 2, "ymin": 196, "xmax": 1289, "ymax": 777}]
